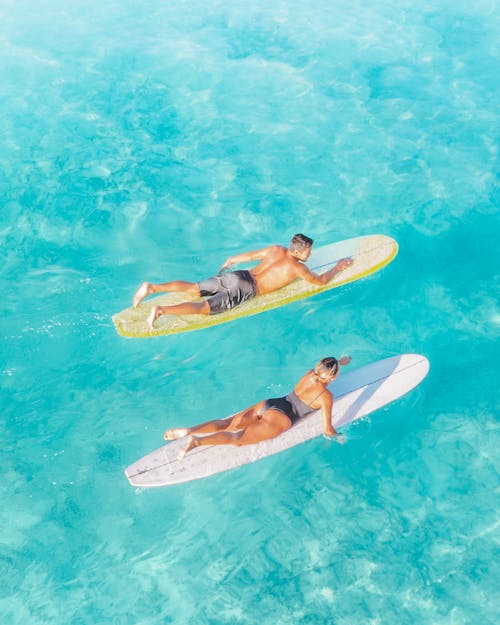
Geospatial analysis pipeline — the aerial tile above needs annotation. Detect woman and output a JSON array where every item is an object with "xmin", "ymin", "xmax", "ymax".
[{"xmin": 165, "ymin": 355, "xmax": 351, "ymax": 458}]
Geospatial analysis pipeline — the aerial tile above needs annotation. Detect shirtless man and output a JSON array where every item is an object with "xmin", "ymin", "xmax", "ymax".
[{"xmin": 132, "ymin": 234, "xmax": 353, "ymax": 329}]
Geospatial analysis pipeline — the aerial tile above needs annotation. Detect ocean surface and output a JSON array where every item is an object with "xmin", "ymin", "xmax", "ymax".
[{"xmin": 1, "ymin": 1, "xmax": 499, "ymax": 623}]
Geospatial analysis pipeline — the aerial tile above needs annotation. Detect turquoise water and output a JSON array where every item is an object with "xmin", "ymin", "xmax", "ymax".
[{"xmin": 1, "ymin": 0, "xmax": 499, "ymax": 622}]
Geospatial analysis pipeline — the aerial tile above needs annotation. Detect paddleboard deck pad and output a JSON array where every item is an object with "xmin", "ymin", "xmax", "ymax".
[
  {"xmin": 113, "ymin": 234, "xmax": 398, "ymax": 338},
  {"xmin": 125, "ymin": 354, "xmax": 429, "ymax": 488}
]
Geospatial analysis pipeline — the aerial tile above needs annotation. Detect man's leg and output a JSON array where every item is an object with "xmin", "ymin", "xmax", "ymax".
[
  {"xmin": 147, "ymin": 300, "xmax": 211, "ymax": 329},
  {"xmin": 133, "ymin": 280, "xmax": 201, "ymax": 307}
]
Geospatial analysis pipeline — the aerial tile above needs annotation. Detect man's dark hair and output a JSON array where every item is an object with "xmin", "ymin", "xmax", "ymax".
[{"xmin": 290, "ymin": 233, "xmax": 313, "ymax": 253}]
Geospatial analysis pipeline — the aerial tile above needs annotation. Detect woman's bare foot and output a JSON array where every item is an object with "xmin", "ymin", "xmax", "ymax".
[
  {"xmin": 164, "ymin": 428, "xmax": 189, "ymax": 441},
  {"xmin": 133, "ymin": 282, "xmax": 152, "ymax": 307},
  {"xmin": 179, "ymin": 435, "xmax": 198, "ymax": 459},
  {"xmin": 147, "ymin": 305, "xmax": 160, "ymax": 330}
]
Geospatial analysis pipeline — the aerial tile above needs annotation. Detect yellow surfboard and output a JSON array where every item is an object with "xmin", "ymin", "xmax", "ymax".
[{"xmin": 113, "ymin": 234, "xmax": 398, "ymax": 338}]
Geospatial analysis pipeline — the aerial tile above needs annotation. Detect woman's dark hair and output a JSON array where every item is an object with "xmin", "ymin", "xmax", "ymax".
[
  {"xmin": 316, "ymin": 357, "xmax": 339, "ymax": 377},
  {"xmin": 290, "ymin": 233, "xmax": 313, "ymax": 253}
]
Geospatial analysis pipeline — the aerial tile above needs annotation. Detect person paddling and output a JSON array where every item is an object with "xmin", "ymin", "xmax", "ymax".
[
  {"xmin": 132, "ymin": 234, "xmax": 353, "ymax": 329},
  {"xmin": 165, "ymin": 356, "xmax": 352, "ymax": 458}
]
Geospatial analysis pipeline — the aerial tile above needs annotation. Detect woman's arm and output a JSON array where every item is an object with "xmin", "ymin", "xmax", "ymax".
[
  {"xmin": 319, "ymin": 391, "xmax": 337, "ymax": 436},
  {"xmin": 321, "ymin": 357, "xmax": 351, "ymax": 440}
]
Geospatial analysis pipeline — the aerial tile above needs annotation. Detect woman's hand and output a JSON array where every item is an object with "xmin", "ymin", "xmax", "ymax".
[
  {"xmin": 324, "ymin": 431, "xmax": 345, "ymax": 444},
  {"xmin": 339, "ymin": 355, "xmax": 351, "ymax": 366}
]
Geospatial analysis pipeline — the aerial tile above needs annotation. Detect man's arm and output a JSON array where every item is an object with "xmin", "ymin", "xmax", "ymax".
[
  {"xmin": 219, "ymin": 245, "xmax": 279, "ymax": 271},
  {"xmin": 295, "ymin": 257, "xmax": 353, "ymax": 286}
]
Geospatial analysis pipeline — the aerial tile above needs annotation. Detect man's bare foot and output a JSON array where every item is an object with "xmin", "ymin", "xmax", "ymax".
[
  {"xmin": 164, "ymin": 428, "xmax": 189, "ymax": 441},
  {"xmin": 147, "ymin": 305, "xmax": 160, "ymax": 330},
  {"xmin": 179, "ymin": 435, "xmax": 197, "ymax": 459},
  {"xmin": 133, "ymin": 282, "xmax": 152, "ymax": 308}
]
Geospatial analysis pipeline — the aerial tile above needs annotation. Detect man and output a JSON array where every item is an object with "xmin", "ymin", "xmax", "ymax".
[{"xmin": 132, "ymin": 233, "xmax": 353, "ymax": 329}]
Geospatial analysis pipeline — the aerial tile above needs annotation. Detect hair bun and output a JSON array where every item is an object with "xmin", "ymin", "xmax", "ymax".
[{"xmin": 318, "ymin": 357, "xmax": 339, "ymax": 376}]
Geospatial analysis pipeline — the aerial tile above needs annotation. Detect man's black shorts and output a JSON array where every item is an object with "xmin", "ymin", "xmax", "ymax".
[{"xmin": 198, "ymin": 270, "xmax": 257, "ymax": 315}]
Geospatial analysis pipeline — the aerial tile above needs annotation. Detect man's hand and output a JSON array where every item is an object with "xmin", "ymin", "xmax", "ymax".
[
  {"xmin": 219, "ymin": 258, "xmax": 233, "ymax": 273},
  {"xmin": 303, "ymin": 256, "xmax": 355, "ymax": 286},
  {"xmin": 335, "ymin": 257, "xmax": 354, "ymax": 272}
]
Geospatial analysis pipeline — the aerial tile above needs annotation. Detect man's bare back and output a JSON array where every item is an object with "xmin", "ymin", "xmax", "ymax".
[
  {"xmin": 131, "ymin": 234, "xmax": 353, "ymax": 328},
  {"xmin": 221, "ymin": 243, "xmax": 351, "ymax": 295},
  {"xmin": 238, "ymin": 246, "xmax": 308, "ymax": 295}
]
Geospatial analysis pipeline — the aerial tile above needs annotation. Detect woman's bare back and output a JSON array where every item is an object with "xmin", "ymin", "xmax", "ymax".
[{"xmin": 293, "ymin": 370, "xmax": 332, "ymax": 409}]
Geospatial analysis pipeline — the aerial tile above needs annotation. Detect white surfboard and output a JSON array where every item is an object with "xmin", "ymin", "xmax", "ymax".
[{"xmin": 125, "ymin": 354, "xmax": 429, "ymax": 488}]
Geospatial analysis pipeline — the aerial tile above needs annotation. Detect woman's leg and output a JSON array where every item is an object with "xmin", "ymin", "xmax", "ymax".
[
  {"xmin": 133, "ymin": 280, "xmax": 201, "ymax": 307},
  {"xmin": 164, "ymin": 403, "xmax": 264, "ymax": 440},
  {"xmin": 180, "ymin": 409, "xmax": 291, "ymax": 457}
]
